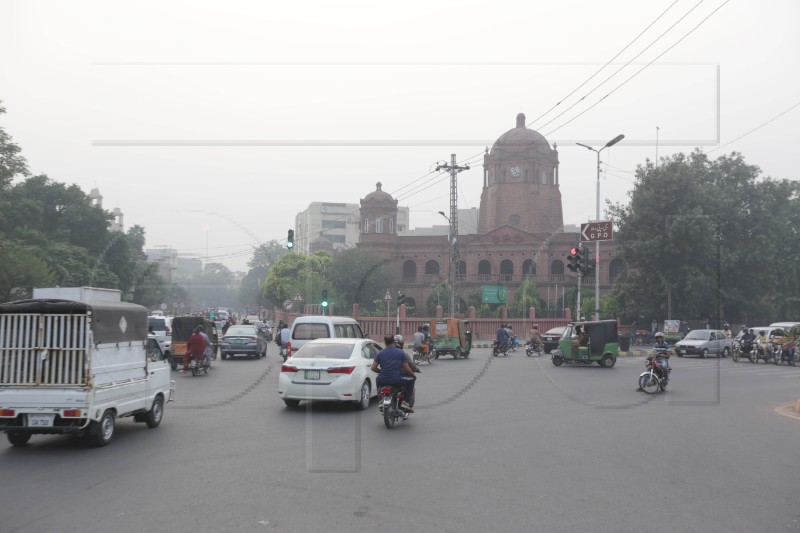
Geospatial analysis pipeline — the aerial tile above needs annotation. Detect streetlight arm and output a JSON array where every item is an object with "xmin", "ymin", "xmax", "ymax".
[{"xmin": 575, "ymin": 142, "xmax": 596, "ymax": 152}]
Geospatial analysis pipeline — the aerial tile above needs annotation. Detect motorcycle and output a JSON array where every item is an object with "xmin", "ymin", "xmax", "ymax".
[
  {"xmin": 638, "ymin": 353, "xmax": 670, "ymax": 394},
  {"xmin": 510, "ymin": 336, "xmax": 520, "ymax": 352},
  {"xmin": 280, "ymin": 345, "xmax": 289, "ymax": 362},
  {"xmin": 188, "ymin": 355, "xmax": 211, "ymax": 376},
  {"xmin": 773, "ymin": 345, "xmax": 796, "ymax": 366},
  {"xmin": 492, "ymin": 339, "xmax": 510, "ymax": 357},
  {"xmin": 525, "ymin": 340, "xmax": 544, "ymax": 357},
  {"xmin": 412, "ymin": 344, "xmax": 433, "ymax": 365},
  {"xmin": 378, "ymin": 384, "xmax": 412, "ymax": 428},
  {"xmin": 752, "ymin": 342, "xmax": 778, "ymax": 364}
]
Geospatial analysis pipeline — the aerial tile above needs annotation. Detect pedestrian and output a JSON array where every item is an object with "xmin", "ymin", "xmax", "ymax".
[{"xmin": 651, "ymin": 319, "xmax": 658, "ymax": 335}]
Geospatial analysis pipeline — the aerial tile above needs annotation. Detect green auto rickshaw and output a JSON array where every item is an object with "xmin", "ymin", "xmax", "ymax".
[
  {"xmin": 551, "ymin": 320, "xmax": 619, "ymax": 368},
  {"xmin": 431, "ymin": 318, "xmax": 473, "ymax": 359}
]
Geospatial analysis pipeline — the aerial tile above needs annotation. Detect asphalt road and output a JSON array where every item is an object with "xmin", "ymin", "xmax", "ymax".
[{"xmin": 1, "ymin": 347, "xmax": 798, "ymax": 533}]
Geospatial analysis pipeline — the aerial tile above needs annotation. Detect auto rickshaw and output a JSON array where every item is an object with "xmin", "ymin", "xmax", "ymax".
[
  {"xmin": 551, "ymin": 320, "xmax": 619, "ymax": 368},
  {"xmin": 169, "ymin": 316, "xmax": 219, "ymax": 370},
  {"xmin": 431, "ymin": 318, "xmax": 472, "ymax": 359}
]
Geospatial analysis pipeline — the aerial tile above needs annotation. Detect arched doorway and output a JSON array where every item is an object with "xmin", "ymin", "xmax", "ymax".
[
  {"xmin": 522, "ymin": 259, "xmax": 536, "ymax": 277},
  {"xmin": 500, "ymin": 259, "xmax": 514, "ymax": 282},
  {"xmin": 550, "ymin": 260, "xmax": 564, "ymax": 282},
  {"xmin": 478, "ymin": 260, "xmax": 492, "ymax": 282},
  {"xmin": 456, "ymin": 260, "xmax": 466, "ymax": 281},
  {"xmin": 425, "ymin": 260, "xmax": 440, "ymax": 279},
  {"xmin": 402, "ymin": 260, "xmax": 417, "ymax": 283}
]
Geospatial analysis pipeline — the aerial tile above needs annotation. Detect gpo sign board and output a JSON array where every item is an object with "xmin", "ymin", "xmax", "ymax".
[{"xmin": 580, "ymin": 221, "xmax": 613, "ymax": 242}]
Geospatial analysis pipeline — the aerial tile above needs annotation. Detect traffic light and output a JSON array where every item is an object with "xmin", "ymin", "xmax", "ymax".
[
  {"xmin": 321, "ymin": 289, "xmax": 328, "ymax": 308},
  {"xmin": 567, "ymin": 246, "xmax": 582, "ymax": 273},
  {"xmin": 287, "ymin": 229, "xmax": 294, "ymax": 249},
  {"xmin": 582, "ymin": 247, "xmax": 596, "ymax": 275},
  {"xmin": 397, "ymin": 292, "xmax": 406, "ymax": 306}
]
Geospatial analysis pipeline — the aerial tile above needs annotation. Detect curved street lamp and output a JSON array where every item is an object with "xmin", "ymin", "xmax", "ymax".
[{"xmin": 576, "ymin": 134, "xmax": 625, "ymax": 320}]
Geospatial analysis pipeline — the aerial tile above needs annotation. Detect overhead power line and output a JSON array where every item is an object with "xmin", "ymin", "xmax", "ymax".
[{"xmin": 708, "ymin": 100, "xmax": 800, "ymax": 153}]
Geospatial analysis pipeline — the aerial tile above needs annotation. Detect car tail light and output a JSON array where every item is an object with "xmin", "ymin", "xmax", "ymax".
[
  {"xmin": 0, "ymin": 409, "xmax": 15, "ymax": 417},
  {"xmin": 327, "ymin": 366, "xmax": 355, "ymax": 374},
  {"xmin": 287, "ymin": 342, "xmax": 293, "ymax": 357},
  {"xmin": 63, "ymin": 409, "xmax": 81, "ymax": 417},
  {"xmin": 281, "ymin": 365, "xmax": 298, "ymax": 373},
  {"xmin": 249, "ymin": 337, "xmax": 257, "ymax": 343}
]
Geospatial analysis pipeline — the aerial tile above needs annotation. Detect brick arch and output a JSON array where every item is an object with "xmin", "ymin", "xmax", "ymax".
[
  {"xmin": 522, "ymin": 259, "xmax": 536, "ymax": 276},
  {"xmin": 478, "ymin": 259, "xmax": 492, "ymax": 282},
  {"xmin": 425, "ymin": 259, "xmax": 440, "ymax": 275},
  {"xmin": 402, "ymin": 260, "xmax": 417, "ymax": 283},
  {"xmin": 500, "ymin": 259, "xmax": 514, "ymax": 281}
]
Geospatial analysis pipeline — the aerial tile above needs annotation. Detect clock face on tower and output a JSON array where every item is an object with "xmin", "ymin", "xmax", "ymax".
[{"xmin": 509, "ymin": 165, "xmax": 521, "ymax": 178}]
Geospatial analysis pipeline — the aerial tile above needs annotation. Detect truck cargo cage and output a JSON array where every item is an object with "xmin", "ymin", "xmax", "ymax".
[{"xmin": 0, "ymin": 313, "xmax": 89, "ymax": 386}]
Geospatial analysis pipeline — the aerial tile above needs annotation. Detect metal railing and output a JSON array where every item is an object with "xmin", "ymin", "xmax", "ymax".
[{"xmin": 0, "ymin": 314, "xmax": 88, "ymax": 386}]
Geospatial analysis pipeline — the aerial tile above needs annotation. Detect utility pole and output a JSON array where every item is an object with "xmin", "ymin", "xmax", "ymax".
[{"xmin": 436, "ymin": 154, "xmax": 470, "ymax": 318}]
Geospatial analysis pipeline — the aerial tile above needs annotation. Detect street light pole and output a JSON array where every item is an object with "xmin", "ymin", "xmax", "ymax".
[{"xmin": 576, "ymin": 134, "xmax": 624, "ymax": 320}]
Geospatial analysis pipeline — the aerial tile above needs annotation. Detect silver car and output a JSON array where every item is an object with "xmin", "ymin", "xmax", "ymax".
[{"xmin": 675, "ymin": 329, "xmax": 730, "ymax": 358}]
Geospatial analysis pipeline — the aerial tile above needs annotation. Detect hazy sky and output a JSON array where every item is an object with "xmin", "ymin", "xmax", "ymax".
[{"xmin": 1, "ymin": 0, "xmax": 798, "ymax": 271}]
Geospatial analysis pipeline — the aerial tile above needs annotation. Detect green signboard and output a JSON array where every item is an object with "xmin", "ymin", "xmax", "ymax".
[{"xmin": 481, "ymin": 285, "xmax": 508, "ymax": 304}]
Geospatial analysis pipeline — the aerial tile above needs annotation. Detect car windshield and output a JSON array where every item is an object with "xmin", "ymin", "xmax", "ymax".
[
  {"xmin": 684, "ymin": 330, "xmax": 708, "ymax": 340},
  {"xmin": 149, "ymin": 317, "xmax": 166, "ymax": 331},
  {"xmin": 546, "ymin": 327, "xmax": 564, "ymax": 335},
  {"xmin": 226, "ymin": 326, "xmax": 257, "ymax": 336},
  {"xmin": 293, "ymin": 342, "xmax": 355, "ymax": 359}
]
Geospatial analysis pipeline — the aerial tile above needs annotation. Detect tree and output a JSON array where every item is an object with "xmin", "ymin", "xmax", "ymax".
[
  {"xmin": 607, "ymin": 150, "xmax": 800, "ymax": 323},
  {"xmin": 0, "ymin": 100, "xmax": 30, "ymax": 190},
  {"xmin": 510, "ymin": 278, "xmax": 543, "ymax": 318},
  {"xmin": 248, "ymin": 240, "xmax": 288, "ymax": 269},
  {"xmin": 0, "ymin": 239, "xmax": 54, "ymax": 302},
  {"xmin": 325, "ymin": 249, "xmax": 389, "ymax": 311}
]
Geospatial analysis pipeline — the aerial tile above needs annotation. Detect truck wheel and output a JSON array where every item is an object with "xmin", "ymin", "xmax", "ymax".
[
  {"xmin": 88, "ymin": 410, "xmax": 115, "ymax": 447},
  {"xmin": 7, "ymin": 430, "xmax": 31, "ymax": 446},
  {"xmin": 145, "ymin": 395, "xmax": 164, "ymax": 428}
]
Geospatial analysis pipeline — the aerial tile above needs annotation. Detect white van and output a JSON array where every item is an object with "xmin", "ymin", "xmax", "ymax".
[{"xmin": 288, "ymin": 316, "xmax": 365, "ymax": 357}]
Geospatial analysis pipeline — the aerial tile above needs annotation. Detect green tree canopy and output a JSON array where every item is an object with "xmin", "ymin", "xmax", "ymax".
[{"xmin": 607, "ymin": 150, "xmax": 800, "ymax": 323}]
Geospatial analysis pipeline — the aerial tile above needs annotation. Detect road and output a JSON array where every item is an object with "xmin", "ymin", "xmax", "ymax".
[{"xmin": 1, "ymin": 347, "xmax": 798, "ymax": 533}]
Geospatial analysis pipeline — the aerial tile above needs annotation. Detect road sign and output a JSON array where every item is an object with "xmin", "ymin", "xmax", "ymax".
[
  {"xmin": 581, "ymin": 221, "xmax": 613, "ymax": 242},
  {"xmin": 384, "ymin": 291, "xmax": 392, "ymax": 301},
  {"xmin": 283, "ymin": 300, "xmax": 293, "ymax": 310},
  {"xmin": 293, "ymin": 292, "xmax": 304, "ymax": 301}
]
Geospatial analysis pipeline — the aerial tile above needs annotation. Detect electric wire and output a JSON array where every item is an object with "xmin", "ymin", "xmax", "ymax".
[{"xmin": 708, "ymin": 100, "xmax": 800, "ymax": 154}]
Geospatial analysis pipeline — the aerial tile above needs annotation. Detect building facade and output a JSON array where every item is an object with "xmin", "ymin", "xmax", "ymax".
[{"xmin": 356, "ymin": 113, "xmax": 625, "ymax": 316}]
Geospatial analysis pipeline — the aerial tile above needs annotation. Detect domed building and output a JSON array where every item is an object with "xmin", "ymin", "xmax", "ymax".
[{"xmin": 356, "ymin": 114, "xmax": 623, "ymax": 315}]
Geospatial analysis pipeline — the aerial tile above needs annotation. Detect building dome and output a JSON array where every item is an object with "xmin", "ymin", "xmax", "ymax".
[
  {"xmin": 362, "ymin": 182, "xmax": 395, "ymax": 204},
  {"xmin": 490, "ymin": 113, "xmax": 552, "ymax": 155}
]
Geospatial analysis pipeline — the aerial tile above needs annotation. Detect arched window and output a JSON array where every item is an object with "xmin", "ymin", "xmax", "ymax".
[
  {"xmin": 609, "ymin": 258, "xmax": 626, "ymax": 282},
  {"xmin": 402, "ymin": 260, "xmax": 417, "ymax": 283},
  {"xmin": 500, "ymin": 259, "xmax": 514, "ymax": 282},
  {"xmin": 375, "ymin": 217, "xmax": 383, "ymax": 233},
  {"xmin": 388, "ymin": 217, "xmax": 394, "ymax": 234},
  {"xmin": 362, "ymin": 217, "xmax": 369, "ymax": 233},
  {"xmin": 522, "ymin": 259, "xmax": 536, "ymax": 276},
  {"xmin": 425, "ymin": 260, "xmax": 440, "ymax": 276},
  {"xmin": 478, "ymin": 260, "xmax": 492, "ymax": 282},
  {"xmin": 508, "ymin": 214, "xmax": 520, "ymax": 227},
  {"xmin": 456, "ymin": 260, "xmax": 466, "ymax": 281},
  {"xmin": 550, "ymin": 260, "xmax": 564, "ymax": 282}
]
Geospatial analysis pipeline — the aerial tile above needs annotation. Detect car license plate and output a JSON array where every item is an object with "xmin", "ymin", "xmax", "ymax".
[
  {"xmin": 304, "ymin": 370, "xmax": 320, "ymax": 380},
  {"xmin": 27, "ymin": 414, "xmax": 55, "ymax": 427},
  {"xmin": 234, "ymin": 338, "xmax": 245, "ymax": 344}
]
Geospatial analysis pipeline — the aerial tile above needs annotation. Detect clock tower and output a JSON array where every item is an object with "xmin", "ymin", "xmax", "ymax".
[{"xmin": 477, "ymin": 113, "xmax": 563, "ymax": 234}]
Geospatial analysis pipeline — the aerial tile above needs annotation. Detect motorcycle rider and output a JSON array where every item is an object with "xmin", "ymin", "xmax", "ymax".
[
  {"xmin": 571, "ymin": 324, "xmax": 587, "ymax": 352},
  {"xmin": 181, "ymin": 326, "xmax": 207, "ymax": 373},
  {"xmin": 197, "ymin": 325, "xmax": 214, "ymax": 364},
  {"xmin": 496, "ymin": 323, "xmax": 511, "ymax": 352},
  {"xmin": 653, "ymin": 331, "xmax": 671, "ymax": 383},
  {"xmin": 371, "ymin": 335, "xmax": 416, "ymax": 413},
  {"xmin": 529, "ymin": 323, "xmax": 543, "ymax": 350},
  {"xmin": 412, "ymin": 326, "xmax": 425, "ymax": 357},
  {"xmin": 756, "ymin": 329, "xmax": 770, "ymax": 359}
]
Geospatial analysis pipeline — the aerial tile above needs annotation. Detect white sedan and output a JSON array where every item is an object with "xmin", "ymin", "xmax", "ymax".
[{"xmin": 278, "ymin": 338, "xmax": 383, "ymax": 409}]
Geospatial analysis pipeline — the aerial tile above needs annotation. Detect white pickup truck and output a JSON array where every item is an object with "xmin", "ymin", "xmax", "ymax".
[{"xmin": 0, "ymin": 287, "xmax": 174, "ymax": 447}]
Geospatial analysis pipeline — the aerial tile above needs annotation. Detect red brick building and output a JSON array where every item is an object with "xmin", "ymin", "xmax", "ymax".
[{"xmin": 358, "ymin": 113, "xmax": 624, "ymax": 315}]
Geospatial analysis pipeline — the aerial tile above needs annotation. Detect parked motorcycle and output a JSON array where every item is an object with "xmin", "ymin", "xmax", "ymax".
[
  {"xmin": 525, "ymin": 340, "xmax": 544, "ymax": 357},
  {"xmin": 639, "ymin": 354, "xmax": 670, "ymax": 394},
  {"xmin": 378, "ymin": 384, "xmax": 412, "ymax": 428},
  {"xmin": 492, "ymin": 339, "xmax": 510, "ymax": 357}
]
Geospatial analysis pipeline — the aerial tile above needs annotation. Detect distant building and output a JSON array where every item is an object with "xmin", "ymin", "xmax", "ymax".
[
  {"xmin": 145, "ymin": 247, "xmax": 202, "ymax": 283},
  {"xmin": 88, "ymin": 187, "xmax": 124, "ymax": 232},
  {"xmin": 356, "ymin": 113, "xmax": 624, "ymax": 316}
]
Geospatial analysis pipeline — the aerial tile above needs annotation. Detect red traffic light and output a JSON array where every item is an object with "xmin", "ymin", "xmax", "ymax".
[{"xmin": 570, "ymin": 247, "xmax": 579, "ymax": 255}]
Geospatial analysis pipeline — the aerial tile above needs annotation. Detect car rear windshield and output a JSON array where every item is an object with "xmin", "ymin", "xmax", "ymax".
[
  {"xmin": 684, "ymin": 330, "xmax": 708, "ymax": 340},
  {"xmin": 149, "ymin": 317, "xmax": 166, "ymax": 331},
  {"xmin": 226, "ymin": 326, "xmax": 257, "ymax": 336},
  {"xmin": 293, "ymin": 323, "xmax": 331, "ymax": 340},
  {"xmin": 294, "ymin": 343, "xmax": 354, "ymax": 359}
]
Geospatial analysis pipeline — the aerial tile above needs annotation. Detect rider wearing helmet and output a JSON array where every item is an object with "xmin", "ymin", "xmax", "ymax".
[
  {"xmin": 756, "ymin": 329, "xmax": 770, "ymax": 358},
  {"xmin": 529, "ymin": 323, "xmax": 543, "ymax": 349},
  {"xmin": 653, "ymin": 331, "xmax": 671, "ymax": 383}
]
